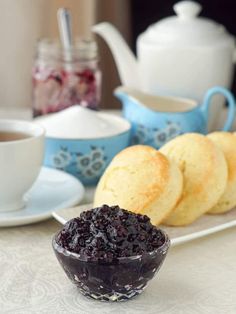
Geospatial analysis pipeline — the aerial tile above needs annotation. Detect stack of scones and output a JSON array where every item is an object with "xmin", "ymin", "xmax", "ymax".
[{"xmin": 94, "ymin": 132, "xmax": 236, "ymax": 226}]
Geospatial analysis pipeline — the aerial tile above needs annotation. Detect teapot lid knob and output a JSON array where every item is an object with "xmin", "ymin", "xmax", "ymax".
[{"xmin": 173, "ymin": 1, "xmax": 202, "ymax": 19}]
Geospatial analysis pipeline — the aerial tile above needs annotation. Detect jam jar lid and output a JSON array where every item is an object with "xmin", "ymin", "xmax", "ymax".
[{"xmin": 36, "ymin": 38, "xmax": 98, "ymax": 62}]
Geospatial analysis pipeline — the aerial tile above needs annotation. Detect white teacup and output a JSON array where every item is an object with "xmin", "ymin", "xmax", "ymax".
[{"xmin": 0, "ymin": 120, "xmax": 45, "ymax": 212}]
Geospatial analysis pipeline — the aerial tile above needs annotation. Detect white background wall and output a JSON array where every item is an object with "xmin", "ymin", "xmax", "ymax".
[{"xmin": 0, "ymin": 0, "xmax": 95, "ymax": 109}]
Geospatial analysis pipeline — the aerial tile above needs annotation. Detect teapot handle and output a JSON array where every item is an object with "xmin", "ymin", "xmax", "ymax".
[{"xmin": 201, "ymin": 86, "xmax": 235, "ymax": 131}]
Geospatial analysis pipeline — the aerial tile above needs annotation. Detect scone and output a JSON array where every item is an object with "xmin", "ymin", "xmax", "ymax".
[
  {"xmin": 160, "ymin": 133, "xmax": 228, "ymax": 226},
  {"xmin": 207, "ymin": 132, "xmax": 236, "ymax": 214},
  {"xmin": 94, "ymin": 145, "xmax": 183, "ymax": 225}
]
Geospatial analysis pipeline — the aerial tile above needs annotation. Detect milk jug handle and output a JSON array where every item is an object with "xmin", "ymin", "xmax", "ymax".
[{"xmin": 201, "ymin": 86, "xmax": 235, "ymax": 131}]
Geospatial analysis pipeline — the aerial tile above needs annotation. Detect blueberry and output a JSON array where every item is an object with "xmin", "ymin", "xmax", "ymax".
[{"xmin": 56, "ymin": 204, "xmax": 165, "ymax": 262}]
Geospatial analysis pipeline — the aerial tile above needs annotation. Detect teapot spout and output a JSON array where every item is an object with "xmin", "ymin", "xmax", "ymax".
[{"xmin": 92, "ymin": 22, "xmax": 140, "ymax": 89}]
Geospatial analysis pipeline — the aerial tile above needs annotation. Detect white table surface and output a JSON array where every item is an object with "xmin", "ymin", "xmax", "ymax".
[{"xmin": 0, "ymin": 108, "xmax": 236, "ymax": 314}]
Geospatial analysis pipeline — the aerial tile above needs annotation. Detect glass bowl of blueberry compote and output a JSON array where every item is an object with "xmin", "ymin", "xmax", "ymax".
[{"xmin": 52, "ymin": 205, "xmax": 170, "ymax": 302}]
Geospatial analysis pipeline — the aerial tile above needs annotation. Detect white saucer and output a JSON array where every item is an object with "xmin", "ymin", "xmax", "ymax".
[{"xmin": 0, "ymin": 167, "xmax": 85, "ymax": 227}]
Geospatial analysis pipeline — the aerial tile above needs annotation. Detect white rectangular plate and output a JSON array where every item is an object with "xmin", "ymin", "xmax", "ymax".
[{"xmin": 52, "ymin": 204, "xmax": 236, "ymax": 246}]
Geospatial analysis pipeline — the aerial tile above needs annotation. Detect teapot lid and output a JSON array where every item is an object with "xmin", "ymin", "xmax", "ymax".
[{"xmin": 141, "ymin": 1, "xmax": 233, "ymax": 46}]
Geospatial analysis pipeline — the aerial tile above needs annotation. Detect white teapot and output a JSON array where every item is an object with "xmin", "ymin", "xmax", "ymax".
[{"xmin": 93, "ymin": 1, "xmax": 236, "ymax": 103}]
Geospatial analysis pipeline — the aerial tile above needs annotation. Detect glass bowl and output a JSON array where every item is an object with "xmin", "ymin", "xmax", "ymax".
[{"xmin": 52, "ymin": 230, "xmax": 170, "ymax": 302}]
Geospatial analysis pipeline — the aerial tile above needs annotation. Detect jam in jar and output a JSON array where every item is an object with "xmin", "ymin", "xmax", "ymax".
[{"xmin": 32, "ymin": 38, "xmax": 101, "ymax": 117}]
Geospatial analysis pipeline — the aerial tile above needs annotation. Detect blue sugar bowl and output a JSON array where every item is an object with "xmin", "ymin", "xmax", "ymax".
[{"xmin": 41, "ymin": 113, "xmax": 131, "ymax": 185}]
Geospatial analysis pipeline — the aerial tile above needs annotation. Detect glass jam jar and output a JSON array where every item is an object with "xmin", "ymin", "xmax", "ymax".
[{"xmin": 32, "ymin": 38, "xmax": 101, "ymax": 117}]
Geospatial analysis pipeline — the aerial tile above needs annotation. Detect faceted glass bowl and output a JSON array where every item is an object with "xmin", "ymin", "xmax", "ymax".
[{"xmin": 52, "ymin": 230, "xmax": 170, "ymax": 302}]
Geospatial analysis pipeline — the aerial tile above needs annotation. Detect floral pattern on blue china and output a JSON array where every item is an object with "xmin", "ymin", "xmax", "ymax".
[
  {"xmin": 52, "ymin": 146, "xmax": 107, "ymax": 180},
  {"xmin": 43, "ymin": 128, "xmax": 130, "ymax": 186},
  {"xmin": 115, "ymin": 85, "xmax": 236, "ymax": 150},
  {"xmin": 132, "ymin": 121, "xmax": 182, "ymax": 147}
]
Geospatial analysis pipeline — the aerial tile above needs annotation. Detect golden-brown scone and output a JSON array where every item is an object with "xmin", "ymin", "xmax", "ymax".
[
  {"xmin": 160, "ymin": 133, "xmax": 228, "ymax": 226},
  {"xmin": 94, "ymin": 145, "xmax": 183, "ymax": 225},
  {"xmin": 207, "ymin": 132, "xmax": 236, "ymax": 214}
]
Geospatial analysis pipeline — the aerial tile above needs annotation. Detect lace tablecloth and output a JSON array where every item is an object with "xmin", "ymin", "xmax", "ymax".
[
  {"xmin": 0, "ymin": 108, "xmax": 236, "ymax": 313},
  {"xmin": 1, "ymin": 219, "xmax": 236, "ymax": 314}
]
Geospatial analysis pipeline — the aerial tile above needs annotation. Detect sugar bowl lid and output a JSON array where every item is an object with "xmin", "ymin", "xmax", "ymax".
[{"xmin": 140, "ymin": 1, "xmax": 233, "ymax": 46}]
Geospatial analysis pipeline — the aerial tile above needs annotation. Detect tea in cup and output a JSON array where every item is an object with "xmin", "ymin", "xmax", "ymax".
[{"xmin": 0, "ymin": 120, "xmax": 45, "ymax": 212}]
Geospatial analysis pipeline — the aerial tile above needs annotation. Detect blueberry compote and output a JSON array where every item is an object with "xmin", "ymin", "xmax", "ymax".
[{"xmin": 53, "ymin": 205, "xmax": 170, "ymax": 302}]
